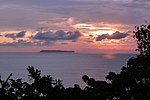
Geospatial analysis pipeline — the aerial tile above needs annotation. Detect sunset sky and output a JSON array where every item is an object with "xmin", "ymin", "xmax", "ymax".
[{"xmin": 0, "ymin": 0, "xmax": 150, "ymax": 53}]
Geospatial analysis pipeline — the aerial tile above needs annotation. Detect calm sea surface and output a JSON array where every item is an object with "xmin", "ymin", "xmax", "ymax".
[{"xmin": 0, "ymin": 52, "xmax": 136, "ymax": 87}]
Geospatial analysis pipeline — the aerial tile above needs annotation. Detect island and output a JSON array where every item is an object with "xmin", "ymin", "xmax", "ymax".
[{"xmin": 40, "ymin": 50, "xmax": 75, "ymax": 53}]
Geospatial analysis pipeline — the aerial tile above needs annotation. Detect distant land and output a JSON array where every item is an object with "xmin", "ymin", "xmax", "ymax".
[{"xmin": 40, "ymin": 50, "xmax": 75, "ymax": 53}]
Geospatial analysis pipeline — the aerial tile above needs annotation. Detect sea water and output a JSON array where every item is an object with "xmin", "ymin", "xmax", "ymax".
[{"xmin": 0, "ymin": 52, "xmax": 136, "ymax": 87}]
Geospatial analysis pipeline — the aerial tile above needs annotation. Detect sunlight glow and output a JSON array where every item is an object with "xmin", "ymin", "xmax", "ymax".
[
  {"xmin": 74, "ymin": 23, "xmax": 95, "ymax": 29},
  {"xmin": 73, "ymin": 23, "xmax": 118, "ymax": 36},
  {"xmin": 95, "ymin": 27, "xmax": 117, "ymax": 35},
  {"xmin": 103, "ymin": 54, "xmax": 116, "ymax": 59},
  {"xmin": 90, "ymin": 29, "xmax": 117, "ymax": 35}
]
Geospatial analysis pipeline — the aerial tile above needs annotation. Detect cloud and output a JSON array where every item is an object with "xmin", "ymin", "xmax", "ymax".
[
  {"xmin": 0, "ymin": 30, "xmax": 81, "ymax": 47},
  {"xmin": 16, "ymin": 31, "xmax": 26, "ymax": 38},
  {"xmin": 5, "ymin": 31, "xmax": 26, "ymax": 39},
  {"xmin": 0, "ymin": 39, "xmax": 53, "ymax": 47},
  {"xmin": 31, "ymin": 30, "xmax": 81, "ymax": 41},
  {"xmin": 0, "ymin": 0, "xmax": 149, "ymax": 31},
  {"xmin": 96, "ymin": 31, "xmax": 130, "ymax": 41},
  {"xmin": 132, "ymin": 0, "xmax": 150, "ymax": 2},
  {"xmin": 0, "ymin": 40, "xmax": 32, "ymax": 47},
  {"xmin": 5, "ymin": 33, "xmax": 16, "ymax": 39}
]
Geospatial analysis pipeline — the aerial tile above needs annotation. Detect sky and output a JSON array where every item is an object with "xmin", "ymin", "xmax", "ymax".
[{"xmin": 0, "ymin": 0, "xmax": 150, "ymax": 53}]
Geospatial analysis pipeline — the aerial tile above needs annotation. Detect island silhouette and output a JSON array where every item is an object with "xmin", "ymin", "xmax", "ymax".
[{"xmin": 40, "ymin": 50, "xmax": 75, "ymax": 53}]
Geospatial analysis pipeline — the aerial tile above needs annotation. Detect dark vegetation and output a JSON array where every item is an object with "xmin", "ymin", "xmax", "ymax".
[{"xmin": 0, "ymin": 24, "xmax": 150, "ymax": 100}]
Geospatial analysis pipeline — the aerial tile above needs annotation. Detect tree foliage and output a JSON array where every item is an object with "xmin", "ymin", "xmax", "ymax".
[{"xmin": 133, "ymin": 24, "xmax": 150, "ymax": 55}]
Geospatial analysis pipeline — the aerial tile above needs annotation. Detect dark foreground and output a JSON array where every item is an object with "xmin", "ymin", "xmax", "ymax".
[{"xmin": 0, "ymin": 53, "xmax": 150, "ymax": 100}]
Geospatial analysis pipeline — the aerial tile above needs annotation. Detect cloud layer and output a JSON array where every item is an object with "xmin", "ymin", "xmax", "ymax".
[
  {"xmin": 0, "ymin": 0, "xmax": 146, "ymax": 52},
  {"xmin": 0, "ymin": 40, "xmax": 53, "ymax": 47},
  {"xmin": 0, "ymin": 0, "xmax": 149, "ymax": 30},
  {"xmin": 31, "ymin": 30, "xmax": 81, "ymax": 41},
  {"xmin": 0, "ymin": 40, "xmax": 33, "ymax": 47},
  {"xmin": 5, "ymin": 31, "xmax": 26, "ymax": 39},
  {"xmin": 96, "ymin": 31, "xmax": 130, "ymax": 41},
  {"xmin": 0, "ymin": 30, "xmax": 82, "ymax": 47}
]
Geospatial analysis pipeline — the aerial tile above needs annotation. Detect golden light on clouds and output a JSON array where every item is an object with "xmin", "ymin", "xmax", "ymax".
[
  {"xmin": 74, "ymin": 24, "xmax": 95, "ymax": 29},
  {"xmin": 73, "ymin": 23, "xmax": 119, "ymax": 36},
  {"xmin": 90, "ymin": 28, "xmax": 117, "ymax": 35}
]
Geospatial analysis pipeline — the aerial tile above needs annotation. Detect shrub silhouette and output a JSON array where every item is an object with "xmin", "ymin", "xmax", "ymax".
[
  {"xmin": 105, "ymin": 23, "xmax": 150, "ymax": 100},
  {"xmin": 133, "ymin": 24, "xmax": 150, "ymax": 55},
  {"xmin": 0, "ymin": 24, "xmax": 150, "ymax": 100}
]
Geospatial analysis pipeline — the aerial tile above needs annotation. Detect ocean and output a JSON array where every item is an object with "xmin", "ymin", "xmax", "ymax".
[{"xmin": 0, "ymin": 52, "xmax": 136, "ymax": 88}]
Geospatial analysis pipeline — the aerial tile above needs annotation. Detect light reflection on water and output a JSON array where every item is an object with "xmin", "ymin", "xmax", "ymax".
[{"xmin": 103, "ymin": 54, "xmax": 117, "ymax": 59}]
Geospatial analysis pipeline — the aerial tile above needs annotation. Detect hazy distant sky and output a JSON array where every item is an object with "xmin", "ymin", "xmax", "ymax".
[{"xmin": 0, "ymin": 0, "xmax": 150, "ymax": 53}]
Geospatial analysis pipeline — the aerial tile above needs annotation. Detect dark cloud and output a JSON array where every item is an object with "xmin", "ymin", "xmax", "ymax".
[
  {"xmin": 0, "ymin": 30, "xmax": 81, "ymax": 47},
  {"xmin": 31, "ymin": 30, "xmax": 81, "ymax": 41},
  {"xmin": 5, "ymin": 31, "xmax": 26, "ymax": 39},
  {"xmin": 96, "ymin": 31, "xmax": 130, "ymax": 41},
  {"xmin": 16, "ymin": 31, "xmax": 26, "ymax": 38},
  {"xmin": 0, "ymin": 40, "xmax": 32, "ymax": 47},
  {"xmin": 0, "ymin": 42, "xmax": 15, "ymax": 47},
  {"xmin": 0, "ymin": 40, "xmax": 52, "ymax": 47},
  {"xmin": 5, "ymin": 33, "xmax": 16, "ymax": 39}
]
